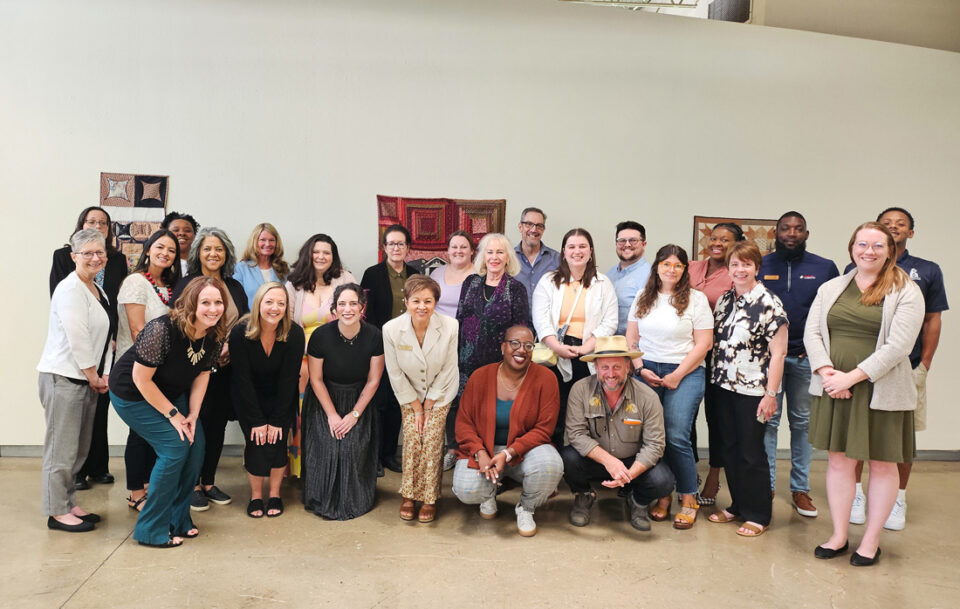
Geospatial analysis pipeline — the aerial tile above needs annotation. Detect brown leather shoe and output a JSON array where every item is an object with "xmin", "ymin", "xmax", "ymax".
[
  {"xmin": 400, "ymin": 498, "xmax": 417, "ymax": 521},
  {"xmin": 792, "ymin": 491, "xmax": 819, "ymax": 518},
  {"xmin": 418, "ymin": 503, "xmax": 436, "ymax": 523}
]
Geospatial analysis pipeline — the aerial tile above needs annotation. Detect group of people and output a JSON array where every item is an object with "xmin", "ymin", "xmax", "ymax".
[{"xmin": 38, "ymin": 205, "xmax": 946, "ymax": 564}]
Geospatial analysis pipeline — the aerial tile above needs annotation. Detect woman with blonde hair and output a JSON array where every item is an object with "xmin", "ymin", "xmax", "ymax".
[
  {"xmin": 229, "ymin": 282, "xmax": 305, "ymax": 518},
  {"xmin": 806, "ymin": 222, "xmax": 923, "ymax": 566},
  {"xmin": 234, "ymin": 223, "xmax": 290, "ymax": 310}
]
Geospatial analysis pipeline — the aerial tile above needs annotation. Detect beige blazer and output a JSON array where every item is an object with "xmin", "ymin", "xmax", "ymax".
[
  {"xmin": 382, "ymin": 311, "xmax": 460, "ymax": 407},
  {"xmin": 803, "ymin": 270, "xmax": 924, "ymax": 411}
]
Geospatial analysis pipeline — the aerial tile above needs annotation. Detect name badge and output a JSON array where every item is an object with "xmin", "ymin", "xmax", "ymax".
[
  {"xmin": 763, "ymin": 274, "xmax": 779, "ymax": 280},
  {"xmin": 397, "ymin": 344, "xmax": 413, "ymax": 351}
]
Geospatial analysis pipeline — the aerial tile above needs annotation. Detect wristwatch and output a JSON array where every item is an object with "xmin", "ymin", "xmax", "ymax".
[
  {"xmin": 764, "ymin": 389, "xmax": 777, "ymax": 398},
  {"xmin": 165, "ymin": 407, "xmax": 178, "ymax": 419},
  {"xmin": 351, "ymin": 410, "xmax": 360, "ymax": 419},
  {"xmin": 501, "ymin": 449, "xmax": 512, "ymax": 463}
]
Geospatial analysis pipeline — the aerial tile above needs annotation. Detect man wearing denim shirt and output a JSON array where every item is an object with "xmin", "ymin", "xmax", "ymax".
[
  {"xmin": 606, "ymin": 221, "xmax": 651, "ymax": 335},
  {"xmin": 514, "ymin": 207, "xmax": 560, "ymax": 311},
  {"xmin": 759, "ymin": 211, "xmax": 839, "ymax": 518}
]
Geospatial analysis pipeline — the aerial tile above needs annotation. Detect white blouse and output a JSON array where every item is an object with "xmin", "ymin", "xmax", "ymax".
[
  {"xmin": 628, "ymin": 289, "xmax": 713, "ymax": 365},
  {"xmin": 116, "ymin": 273, "xmax": 172, "ymax": 359}
]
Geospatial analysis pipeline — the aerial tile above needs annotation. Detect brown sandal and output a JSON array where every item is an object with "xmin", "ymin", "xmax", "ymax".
[
  {"xmin": 400, "ymin": 498, "xmax": 417, "ymax": 521},
  {"xmin": 673, "ymin": 503, "xmax": 700, "ymax": 530},
  {"xmin": 736, "ymin": 521, "xmax": 767, "ymax": 537},
  {"xmin": 708, "ymin": 509, "xmax": 740, "ymax": 523},
  {"xmin": 649, "ymin": 496, "xmax": 671, "ymax": 522},
  {"xmin": 418, "ymin": 503, "xmax": 436, "ymax": 523}
]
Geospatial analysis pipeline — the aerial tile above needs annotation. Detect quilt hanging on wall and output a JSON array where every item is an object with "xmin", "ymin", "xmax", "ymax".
[
  {"xmin": 100, "ymin": 172, "xmax": 169, "ymax": 268},
  {"xmin": 692, "ymin": 215, "xmax": 776, "ymax": 261},
  {"xmin": 376, "ymin": 195, "xmax": 506, "ymax": 274}
]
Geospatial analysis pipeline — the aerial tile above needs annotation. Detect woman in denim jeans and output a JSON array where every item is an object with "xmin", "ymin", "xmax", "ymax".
[{"xmin": 626, "ymin": 245, "xmax": 713, "ymax": 529}]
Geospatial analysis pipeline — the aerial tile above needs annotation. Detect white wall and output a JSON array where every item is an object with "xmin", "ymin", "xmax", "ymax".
[{"xmin": 3, "ymin": 0, "xmax": 958, "ymax": 450}]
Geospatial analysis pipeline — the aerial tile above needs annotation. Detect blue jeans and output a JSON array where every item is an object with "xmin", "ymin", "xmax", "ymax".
[
  {"xmin": 640, "ymin": 361, "xmax": 705, "ymax": 495},
  {"xmin": 763, "ymin": 356, "xmax": 812, "ymax": 493},
  {"xmin": 111, "ymin": 392, "xmax": 205, "ymax": 545}
]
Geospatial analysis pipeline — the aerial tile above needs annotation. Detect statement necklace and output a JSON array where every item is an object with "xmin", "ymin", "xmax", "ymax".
[
  {"xmin": 143, "ymin": 271, "xmax": 171, "ymax": 305},
  {"xmin": 186, "ymin": 334, "xmax": 207, "ymax": 365},
  {"xmin": 497, "ymin": 363, "xmax": 528, "ymax": 392},
  {"xmin": 338, "ymin": 323, "xmax": 360, "ymax": 346}
]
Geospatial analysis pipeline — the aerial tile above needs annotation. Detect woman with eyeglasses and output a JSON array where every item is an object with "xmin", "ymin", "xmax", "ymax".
[
  {"xmin": 688, "ymin": 222, "xmax": 745, "ymax": 505},
  {"xmin": 805, "ymin": 223, "xmax": 923, "ymax": 566},
  {"xmin": 383, "ymin": 275, "xmax": 459, "ymax": 523},
  {"xmin": 626, "ymin": 245, "xmax": 713, "ymax": 529},
  {"xmin": 39, "ymin": 228, "xmax": 116, "ymax": 532},
  {"xmin": 49, "ymin": 207, "xmax": 128, "ymax": 490},
  {"xmin": 532, "ymin": 228, "xmax": 618, "ymax": 446}
]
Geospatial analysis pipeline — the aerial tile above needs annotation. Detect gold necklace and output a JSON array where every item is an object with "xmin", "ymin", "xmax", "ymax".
[
  {"xmin": 186, "ymin": 335, "xmax": 207, "ymax": 365},
  {"xmin": 497, "ymin": 364, "xmax": 528, "ymax": 392}
]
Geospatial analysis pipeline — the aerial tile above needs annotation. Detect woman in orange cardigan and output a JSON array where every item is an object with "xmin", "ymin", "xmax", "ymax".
[{"xmin": 452, "ymin": 325, "xmax": 563, "ymax": 537}]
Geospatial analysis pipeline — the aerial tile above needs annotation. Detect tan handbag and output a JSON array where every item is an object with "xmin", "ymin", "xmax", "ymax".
[{"xmin": 531, "ymin": 284, "xmax": 583, "ymax": 367}]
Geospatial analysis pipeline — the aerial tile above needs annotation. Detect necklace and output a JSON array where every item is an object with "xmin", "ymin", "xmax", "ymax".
[
  {"xmin": 143, "ymin": 271, "xmax": 171, "ymax": 305},
  {"xmin": 338, "ymin": 324, "xmax": 359, "ymax": 345},
  {"xmin": 497, "ymin": 363, "xmax": 528, "ymax": 392},
  {"xmin": 186, "ymin": 334, "xmax": 207, "ymax": 365}
]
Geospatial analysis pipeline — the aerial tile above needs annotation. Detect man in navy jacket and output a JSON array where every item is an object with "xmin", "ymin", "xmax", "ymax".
[{"xmin": 759, "ymin": 212, "xmax": 839, "ymax": 518}]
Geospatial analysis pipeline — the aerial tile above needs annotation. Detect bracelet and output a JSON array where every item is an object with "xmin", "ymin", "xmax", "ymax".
[
  {"xmin": 501, "ymin": 449, "xmax": 512, "ymax": 463},
  {"xmin": 414, "ymin": 411, "xmax": 424, "ymax": 417}
]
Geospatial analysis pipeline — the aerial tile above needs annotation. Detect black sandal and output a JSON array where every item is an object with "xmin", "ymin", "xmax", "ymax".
[
  {"xmin": 171, "ymin": 524, "xmax": 199, "ymax": 538},
  {"xmin": 126, "ymin": 495, "xmax": 147, "ymax": 512},
  {"xmin": 266, "ymin": 497, "xmax": 284, "ymax": 518},
  {"xmin": 138, "ymin": 537, "xmax": 183, "ymax": 548},
  {"xmin": 247, "ymin": 499, "xmax": 265, "ymax": 518}
]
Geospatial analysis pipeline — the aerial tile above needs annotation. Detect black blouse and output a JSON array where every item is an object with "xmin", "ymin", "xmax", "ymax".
[
  {"xmin": 228, "ymin": 321, "xmax": 305, "ymax": 428},
  {"xmin": 110, "ymin": 316, "xmax": 221, "ymax": 402},
  {"xmin": 307, "ymin": 321, "xmax": 384, "ymax": 385}
]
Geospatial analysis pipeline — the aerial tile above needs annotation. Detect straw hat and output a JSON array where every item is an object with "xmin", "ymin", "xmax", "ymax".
[{"xmin": 579, "ymin": 335, "xmax": 644, "ymax": 362}]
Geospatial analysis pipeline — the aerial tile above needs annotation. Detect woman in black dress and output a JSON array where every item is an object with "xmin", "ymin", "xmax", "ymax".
[
  {"xmin": 172, "ymin": 226, "xmax": 248, "ymax": 510},
  {"xmin": 302, "ymin": 283, "xmax": 385, "ymax": 520},
  {"xmin": 49, "ymin": 206, "xmax": 128, "ymax": 489},
  {"xmin": 230, "ymin": 282, "xmax": 305, "ymax": 518}
]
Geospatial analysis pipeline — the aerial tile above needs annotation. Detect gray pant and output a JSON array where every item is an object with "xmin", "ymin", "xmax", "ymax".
[
  {"xmin": 39, "ymin": 373, "xmax": 97, "ymax": 516},
  {"xmin": 452, "ymin": 444, "xmax": 563, "ymax": 512}
]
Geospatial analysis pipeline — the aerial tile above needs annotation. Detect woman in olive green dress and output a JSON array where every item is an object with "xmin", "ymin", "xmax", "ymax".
[{"xmin": 804, "ymin": 222, "xmax": 923, "ymax": 567}]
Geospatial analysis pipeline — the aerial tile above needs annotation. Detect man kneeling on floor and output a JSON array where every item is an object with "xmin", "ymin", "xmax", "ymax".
[
  {"xmin": 453, "ymin": 325, "xmax": 564, "ymax": 537},
  {"xmin": 561, "ymin": 335, "xmax": 674, "ymax": 531}
]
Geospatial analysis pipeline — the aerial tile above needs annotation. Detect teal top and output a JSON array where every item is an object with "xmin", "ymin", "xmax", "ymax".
[{"xmin": 494, "ymin": 398, "xmax": 513, "ymax": 445}]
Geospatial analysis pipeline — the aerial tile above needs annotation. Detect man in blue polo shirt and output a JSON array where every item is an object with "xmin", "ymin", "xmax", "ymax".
[
  {"xmin": 514, "ymin": 207, "xmax": 560, "ymax": 311},
  {"xmin": 849, "ymin": 207, "xmax": 948, "ymax": 531},
  {"xmin": 606, "ymin": 221, "xmax": 651, "ymax": 335},
  {"xmin": 760, "ymin": 211, "xmax": 839, "ymax": 518}
]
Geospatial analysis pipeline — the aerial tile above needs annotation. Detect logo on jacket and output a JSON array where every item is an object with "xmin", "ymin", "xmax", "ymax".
[
  {"xmin": 909, "ymin": 268, "xmax": 921, "ymax": 280},
  {"xmin": 799, "ymin": 275, "xmax": 816, "ymax": 279}
]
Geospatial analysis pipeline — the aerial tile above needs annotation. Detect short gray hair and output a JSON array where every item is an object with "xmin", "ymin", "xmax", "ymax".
[
  {"xmin": 188, "ymin": 226, "xmax": 237, "ymax": 277},
  {"xmin": 70, "ymin": 228, "xmax": 106, "ymax": 252}
]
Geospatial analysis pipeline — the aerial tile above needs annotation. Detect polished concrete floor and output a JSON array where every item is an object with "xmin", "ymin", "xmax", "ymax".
[{"xmin": 2, "ymin": 457, "xmax": 957, "ymax": 609}]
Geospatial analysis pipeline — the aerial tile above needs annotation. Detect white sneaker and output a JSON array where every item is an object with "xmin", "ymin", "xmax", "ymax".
[
  {"xmin": 884, "ymin": 498, "xmax": 906, "ymax": 531},
  {"xmin": 479, "ymin": 497, "xmax": 498, "ymax": 520},
  {"xmin": 849, "ymin": 489, "xmax": 866, "ymax": 525},
  {"xmin": 515, "ymin": 504, "xmax": 537, "ymax": 537}
]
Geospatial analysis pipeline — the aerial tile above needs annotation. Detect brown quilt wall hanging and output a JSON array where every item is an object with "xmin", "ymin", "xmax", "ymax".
[
  {"xmin": 100, "ymin": 172, "xmax": 169, "ymax": 268},
  {"xmin": 376, "ymin": 195, "xmax": 506, "ymax": 273},
  {"xmin": 692, "ymin": 215, "xmax": 776, "ymax": 261}
]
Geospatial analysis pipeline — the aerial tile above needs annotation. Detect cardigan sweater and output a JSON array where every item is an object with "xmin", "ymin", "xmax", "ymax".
[
  {"xmin": 803, "ymin": 270, "xmax": 924, "ymax": 411},
  {"xmin": 455, "ymin": 362, "xmax": 559, "ymax": 469}
]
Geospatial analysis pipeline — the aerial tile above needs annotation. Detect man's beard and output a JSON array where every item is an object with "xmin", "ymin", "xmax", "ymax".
[{"xmin": 775, "ymin": 239, "xmax": 806, "ymax": 261}]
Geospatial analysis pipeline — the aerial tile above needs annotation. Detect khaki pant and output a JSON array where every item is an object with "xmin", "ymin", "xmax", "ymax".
[{"xmin": 913, "ymin": 363, "xmax": 928, "ymax": 432}]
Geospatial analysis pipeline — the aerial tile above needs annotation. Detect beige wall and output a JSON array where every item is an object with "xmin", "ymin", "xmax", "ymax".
[
  {"xmin": 2, "ymin": 0, "xmax": 958, "ymax": 450},
  {"xmin": 754, "ymin": 0, "xmax": 960, "ymax": 52}
]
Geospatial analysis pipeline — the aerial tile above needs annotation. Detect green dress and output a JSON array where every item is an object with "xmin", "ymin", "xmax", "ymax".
[{"xmin": 809, "ymin": 282, "xmax": 914, "ymax": 463}]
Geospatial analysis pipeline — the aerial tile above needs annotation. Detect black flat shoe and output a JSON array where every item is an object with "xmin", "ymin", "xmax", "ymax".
[
  {"xmin": 814, "ymin": 541, "xmax": 849, "ymax": 559},
  {"xmin": 47, "ymin": 516, "xmax": 94, "ymax": 533},
  {"xmin": 74, "ymin": 476, "xmax": 90, "ymax": 491},
  {"xmin": 77, "ymin": 512, "xmax": 101, "ymax": 524},
  {"xmin": 383, "ymin": 457, "xmax": 403, "ymax": 473},
  {"xmin": 266, "ymin": 497, "xmax": 284, "ymax": 518},
  {"xmin": 138, "ymin": 538, "xmax": 183, "ymax": 548},
  {"xmin": 850, "ymin": 547, "xmax": 881, "ymax": 567},
  {"xmin": 247, "ymin": 499, "xmax": 265, "ymax": 518},
  {"xmin": 90, "ymin": 473, "xmax": 115, "ymax": 484},
  {"xmin": 377, "ymin": 463, "xmax": 384, "ymax": 478}
]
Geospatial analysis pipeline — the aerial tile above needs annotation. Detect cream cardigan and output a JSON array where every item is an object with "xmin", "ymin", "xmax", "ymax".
[{"xmin": 803, "ymin": 270, "xmax": 923, "ymax": 411}]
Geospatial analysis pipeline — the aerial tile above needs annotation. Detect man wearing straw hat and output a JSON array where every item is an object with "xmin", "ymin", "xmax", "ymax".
[{"xmin": 560, "ymin": 335, "xmax": 673, "ymax": 531}]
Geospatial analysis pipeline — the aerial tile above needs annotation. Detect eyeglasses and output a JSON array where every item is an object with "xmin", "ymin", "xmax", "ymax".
[
  {"xmin": 520, "ymin": 221, "xmax": 545, "ymax": 231},
  {"xmin": 506, "ymin": 339, "xmax": 535, "ymax": 352},
  {"xmin": 385, "ymin": 242, "xmax": 408, "ymax": 249},
  {"xmin": 84, "ymin": 220, "xmax": 109, "ymax": 228},
  {"xmin": 77, "ymin": 250, "xmax": 106, "ymax": 259},
  {"xmin": 853, "ymin": 241, "xmax": 887, "ymax": 251},
  {"xmin": 658, "ymin": 261, "xmax": 685, "ymax": 271},
  {"xmin": 615, "ymin": 238, "xmax": 642, "ymax": 246}
]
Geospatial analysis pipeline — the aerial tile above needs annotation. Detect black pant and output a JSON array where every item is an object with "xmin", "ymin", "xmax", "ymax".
[
  {"xmin": 560, "ymin": 445, "xmax": 676, "ymax": 505},
  {"xmin": 77, "ymin": 392, "xmax": 111, "ymax": 477},
  {"xmin": 714, "ymin": 386, "xmax": 772, "ymax": 525},
  {"xmin": 551, "ymin": 336, "xmax": 590, "ymax": 447},
  {"xmin": 124, "ymin": 428, "xmax": 157, "ymax": 491},
  {"xmin": 199, "ymin": 368, "xmax": 233, "ymax": 486},
  {"xmin": 444, "ymin": 396, "xmax": 460, "ymax": 451},
  {"xmin": 376, "ymin": 375, "xmax": 401, "ymax": 464}
]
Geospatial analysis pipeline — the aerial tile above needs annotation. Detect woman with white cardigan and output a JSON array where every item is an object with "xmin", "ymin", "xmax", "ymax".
[
  {"xmin": 805, "ymin": 222, "xmax": 923, "ymax": 567},
  {"xmin": 532, "ymin": 228, "xmax": 618, "ymax": 446}
]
